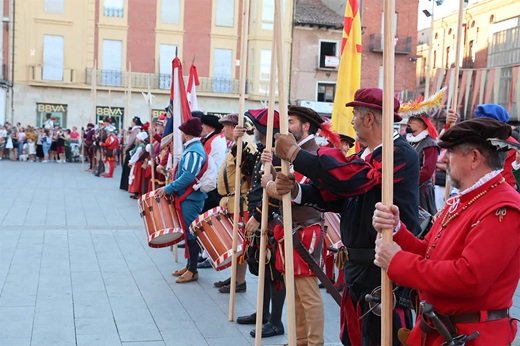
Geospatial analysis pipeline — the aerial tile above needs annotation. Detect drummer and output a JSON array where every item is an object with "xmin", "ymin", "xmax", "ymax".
[
  {"xmin": 213, "ymin": 113, "xmax": 256, "ymax": 293},
  {"xmin": 156, "ymin": 117, "xmax": 207, "ymax": 284}
]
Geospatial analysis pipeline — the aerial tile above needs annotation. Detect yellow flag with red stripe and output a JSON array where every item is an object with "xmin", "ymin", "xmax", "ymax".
[{"xmin": 331, "ymin": 0, "xmax": 362, "ymax": 144}]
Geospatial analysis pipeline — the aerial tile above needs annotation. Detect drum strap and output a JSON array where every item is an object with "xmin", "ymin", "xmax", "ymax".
[
  {"xmin": 292, "ymin": 228, "xmax": 342, "ymax": 306},
  {"xmin": 175, "ymin": 157, "xmax": 209, "ymax": 203}
]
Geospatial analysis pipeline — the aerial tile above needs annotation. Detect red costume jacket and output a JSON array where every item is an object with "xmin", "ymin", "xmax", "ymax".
[
  {"xmin": 101, "ymin": 134, "xmax": 119, "ymax": 160},
  {"xmin": 388, "ymin": 174, "xmax": 520, "ymax": 345}
]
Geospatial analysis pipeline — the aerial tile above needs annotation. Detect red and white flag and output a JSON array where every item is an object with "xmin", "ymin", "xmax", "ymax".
[
  {"xmin": 187, "ymin": 64, "xmax": 200, "ymax": 111},
  {"xmin": 161, "ymin": 57, "xmax": 192, "ymax": 166}
]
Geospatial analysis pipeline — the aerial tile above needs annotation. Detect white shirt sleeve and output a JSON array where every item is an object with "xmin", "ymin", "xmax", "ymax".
[
  {"xmin": 292, "ymin": 183, "xmax": 303, "ymax": 204},
  {"xmin": 210, "ymin": 135, "xmax": 227, "ymax": 170},
  {"xmin": 128, "ymin": 147, "xmax": 143, "ymax": 165}
]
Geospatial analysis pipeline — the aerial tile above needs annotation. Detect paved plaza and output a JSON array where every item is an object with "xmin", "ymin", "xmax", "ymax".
[{"xmin": 0, "ymin": 160, "xmax": 518, "ymax": 346}]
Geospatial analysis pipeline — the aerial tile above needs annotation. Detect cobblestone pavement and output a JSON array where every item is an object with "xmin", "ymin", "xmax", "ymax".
[{"xmin": 0, "ymin": 160, "xmax": 518, "ymax": 345}]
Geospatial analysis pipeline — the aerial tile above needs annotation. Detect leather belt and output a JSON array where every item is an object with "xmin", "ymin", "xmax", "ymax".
[
  {"xmin": 450, "ymin": 309, "xmax": 509, "ymax": 323},
  {"xmin": 346, "ymin": 247, "xmax": 375, "ymax": 264},
  {"xmin": 420, "ymin": 309, "xmax": 509, "ymax": 335}
]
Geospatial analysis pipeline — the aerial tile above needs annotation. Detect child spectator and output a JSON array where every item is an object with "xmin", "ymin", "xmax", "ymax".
[
  {"xmin": 27, "ymin": 138, "xmax": 36, "ymax": 161},
  {"xmin": 42, "ymin": 129, "xmax": 52, "ymax": 163}
]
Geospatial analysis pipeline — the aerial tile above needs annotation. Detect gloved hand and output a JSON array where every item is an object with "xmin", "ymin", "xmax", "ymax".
[
  {"xmin": 274, "ymin": 133, "xmax": 300, "ymax": 163},
  {"xmin": 275, "ymin": 172, "xmax": 298, "ymax": 198}
]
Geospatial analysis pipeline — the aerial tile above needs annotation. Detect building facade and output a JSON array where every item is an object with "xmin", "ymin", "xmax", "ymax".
[
  {"xmin": 1, "ymin": 0, "xmax": 293, "ymax": 129},
  {"xmin": 1, "ymin": 0, "xmax": 420, "ymax": 128},
  {"xmin": 290, "ymin": 0, "xmax": 343, "ymax": 114},
  {"xmin": 416, "ymin": 0, "xmax": 520, "ymax": 121}
]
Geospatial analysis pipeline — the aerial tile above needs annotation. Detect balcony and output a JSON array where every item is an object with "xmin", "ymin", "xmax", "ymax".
[
  {"xmin": 85, "ymin": 68, "xmax": 247, "ymax": 95},
  {"xmin": 29, "ymin": 66, "xmax": 77, "ymax": 83},
  {"xmin": 369, "ymin": 34, "xmax": 412, "ymax": 55}
]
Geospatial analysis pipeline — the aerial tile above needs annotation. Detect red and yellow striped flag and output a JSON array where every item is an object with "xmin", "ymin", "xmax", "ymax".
[{"xmin": 331, "ymin": 0, "xmax": 362, "ymax": 146}]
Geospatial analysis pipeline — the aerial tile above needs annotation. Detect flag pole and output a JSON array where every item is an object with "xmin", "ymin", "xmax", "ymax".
[
  {"xmin": 253, "ymin": 16, "xmax": 278, "ymax": 346},
  {"xmin": 274, "ymin": 0, "xmax": 296, "ymax": 344},
  {"xmin": 80, "ymin": 110, "xmax": 84, "ymax": 170},
  {"xmin": 444, "ymin": 0, "xmax": 465, "ymax": 201},
  {"xmin": 381, "ymin": 0, "xmax": 396, "ymax": 344},
  {"xmin": 229, "ymin": 0, "xmax": 250, "ymax": 321},
  {"xmin": 144, "ymin": 76, "xmax": 156, "ymax": 191},
  {"xmin": 87, "ymin": 61, "xmax": 97, "ymax": 171}
]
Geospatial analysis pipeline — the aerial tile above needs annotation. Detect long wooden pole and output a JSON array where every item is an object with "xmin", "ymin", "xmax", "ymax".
[
  {"xmin": 274, "ymin": 1, "xmax": 296, "ymax": 344},
  {"xmin": 254, "ymin": 47, "xmax": 278, "ymax": 346},
  {"xmin": 424, "ymin": 0, "xmax": 435, "ymax": 97},
  {"xmin": 127, "ymin": 63, "xmax": 132, "ymax": 140},
  {"xmin": 87, "ymin": 62, "xmax": 97, "ymax": 171},
  {"xmin": 81, "ymin": 110, "xmax": 85, "ymax": 170},
  {"xmin": 229, "ymin": 0, "xmax": 250, "ymax": 321},
  {"xmin": 146, "ymin": 77, "xmax": 156, "ymax": 191},
  {"xmin": 253, "ymin": 16, "xmax": 278, "ymax": 346},
  {"xmin": 381, "ymin": 0, "xmax": 396, "ymax": 344},
  {"xmin": 444, "ymin": 0, "xmax": 465, "ymax": 201}
]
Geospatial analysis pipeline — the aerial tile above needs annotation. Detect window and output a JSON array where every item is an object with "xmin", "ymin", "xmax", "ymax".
[
  {"xmin": 159, "ymin": 45, "xmax": 177, "ymax": 89},
  {"xmin": 433, "ymin": 50, "xmax": 437, "ymax": 68},
  {"xmin": 259, "ymin": 49, "xmax": 272, "ymax": 93},
  {"xmin": 161, "ymin": 0, "xmax": 180, "ymax": 24},
  {"xmin": 44, "ymin": 0, "xmax": 64, "ymax": 13},
  {"xmin": 319, "ymin": 41, "xmax": 339, "ymax": 69},
  {"xmin": 102, "ymin": 40, "xmax": 122, "ymax": 86},
  {"xmin": 262, "ymin": 0, "xmax": 274, "ymax": 30},
  {"xmin": 216, "ymin": 0, "xmax": 234, "ymax": 27},
  {"xmin": 43, "ymin": 35, "xmax": 64, "ymax": 81},
  {"xmin": 104, "ymin": 0, "xmax": 124, "ymax": 18},
  {"xmin": 488, "ymin": 16, "xmax": 520, "ymax": 67},
  {"xmin": 445, "ymin": 46, "xmax": 450, "ymax": 68},
  {"xmin": 317, "ymin": 83, "xmax": 336, "ymax": 102},
  {"xmin": 213, "ymin": 49, "xmax": 233, "ymax": 93}
]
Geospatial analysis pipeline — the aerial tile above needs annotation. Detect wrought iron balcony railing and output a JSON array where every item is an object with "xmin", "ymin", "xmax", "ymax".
[{"xmin": 85, "ymin": 68, "xmax": 246, "ymax": 95}]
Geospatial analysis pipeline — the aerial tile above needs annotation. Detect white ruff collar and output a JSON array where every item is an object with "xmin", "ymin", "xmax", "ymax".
[
  {"xmin": 445, "ymin": 170, "xmax": 502, "ymax": 213},
  {"xmin": 406, "ymin": 130, "xmax": 428, "ymax": 143}
]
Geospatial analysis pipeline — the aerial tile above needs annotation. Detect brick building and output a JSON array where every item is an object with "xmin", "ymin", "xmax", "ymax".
[{"xmin": 290, "ymin": 0, "xmax": 419, "ymax": 116}]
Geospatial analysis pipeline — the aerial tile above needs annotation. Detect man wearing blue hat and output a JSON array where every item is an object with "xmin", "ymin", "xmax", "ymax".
[{"xmin": 474, "ymin": 104, "xmax": 519, "ymax": 190}]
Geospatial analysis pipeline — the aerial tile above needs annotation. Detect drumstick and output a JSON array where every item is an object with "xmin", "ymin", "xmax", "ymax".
[
  {"xmin": 254, "ymin": 26, "xmax": 278, "ymax": 345},
  {"xmin": 229, "ymin": 0, "xmax": 251, "ymax": 321},
  {"xmin": 274, "ymin": 1, "xmax": 297, "ymax": 343}
]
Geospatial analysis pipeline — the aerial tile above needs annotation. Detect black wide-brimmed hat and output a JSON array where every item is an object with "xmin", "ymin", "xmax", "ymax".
[{"xmin": 201, "ymin": 113, "xmax": 224, "ymax": 132}]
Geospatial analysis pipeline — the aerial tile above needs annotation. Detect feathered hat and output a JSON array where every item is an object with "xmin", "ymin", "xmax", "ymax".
[{"xmin": 399, "ymin": 87, "xmax": 445, "ymax": 140}]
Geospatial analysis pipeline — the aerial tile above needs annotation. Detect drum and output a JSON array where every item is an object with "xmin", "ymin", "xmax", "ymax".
[
  {"xmin": 189, "ymin": 206, "xmax": 244, "ymax": 271},
  {"xmin": 323, "ymin": 212, "xmax": 342, "ymax": 249},
  {"xmin": 138, "ymin": 190, "xmax": 184, "ymax": 248}
]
